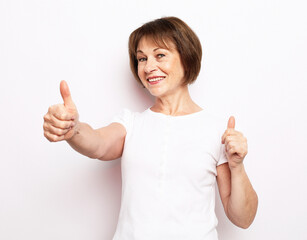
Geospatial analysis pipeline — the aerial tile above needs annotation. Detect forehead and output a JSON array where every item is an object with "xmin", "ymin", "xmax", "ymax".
[{"xmin": 137, "ymin": 36, "xmax": 176, "ymax": 52}]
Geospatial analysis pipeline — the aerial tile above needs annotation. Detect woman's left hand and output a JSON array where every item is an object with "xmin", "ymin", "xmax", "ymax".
[{"xmin": 221, "ymin": 116, "xmax": 248, "ymax": 171}]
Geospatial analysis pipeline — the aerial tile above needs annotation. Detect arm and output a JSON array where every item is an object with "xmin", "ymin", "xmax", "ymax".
[
  {"xmin": 216, "ymin": 163, "xmax": 258, "ymax": 228},
  {"xmin": 43, "ymin": 80, "xmax": 126, "ymax": 161},
  {"xmin": 67, "ymin": 122, "xmax": 126, "ymax": 160},
  {"xmin": 218, "ymin": 116, "xmax": 258, "ymax": 228}
]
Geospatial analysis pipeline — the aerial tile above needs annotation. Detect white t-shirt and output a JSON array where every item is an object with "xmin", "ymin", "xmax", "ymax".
[{"xmin": 111, "ymin": 107, "xmax": 228, "ymax": 240}]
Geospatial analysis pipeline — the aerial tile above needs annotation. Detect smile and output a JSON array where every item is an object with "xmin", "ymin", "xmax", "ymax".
[{"xmin": 147, "ymin": 76, "xmax": 165, "ymax": 85}]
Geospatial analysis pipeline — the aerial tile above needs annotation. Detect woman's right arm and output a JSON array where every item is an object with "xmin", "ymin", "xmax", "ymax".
[
  {"xmin": 66, "ymin": 122, "xmax": 126, "ymax": 160},
  {"xmin": 43, "ymin": 80, "xmax": 126, "ymax": 161}
]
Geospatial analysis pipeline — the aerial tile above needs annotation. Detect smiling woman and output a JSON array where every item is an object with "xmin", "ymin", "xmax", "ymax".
[
  {"xmin": 129, "ymin": 17, "xmax": 202, "ymax": 87},
  {"xmin": 43, "ymin": 16, "xmax": 258, "ymax": 240},
  {"xmin": 135, "ymin": 38, "xmax": 185, "ymax": 98}
]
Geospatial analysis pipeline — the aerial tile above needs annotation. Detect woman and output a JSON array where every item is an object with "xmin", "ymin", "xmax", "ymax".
[{"xmin": 43, "ymin": 17, "xmax": 258, "ymax": 240}]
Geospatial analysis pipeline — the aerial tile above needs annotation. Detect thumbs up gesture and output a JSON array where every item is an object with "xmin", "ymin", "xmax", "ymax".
[
  {"xmin": 221, "ymin": 116, "xmax": 248, "ymax": 170},
  {"xmin": 43, "ymin": 81, "xmax": 79, "ymax": 142}
]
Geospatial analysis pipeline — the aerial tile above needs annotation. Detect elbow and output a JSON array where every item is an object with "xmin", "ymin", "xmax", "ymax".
[
  {"xmin": 227, "ymin": 213, "xmax": 255, "ymax": 230},
  {"xmin": 92, "ymin": 145, "xmax": 108, "ymax": 160},
  {"xmin": 237, "ymin": 221, "xmax": 253, "ymax": 229},
  {"xmin": 89, "ymin": 154, "xmax": 102, "ymax": 160},
  {"xmin": 87, "ymin": 149, "xmax": 107, "ymax": 160},
  {"xmin": 231, "ymin": 215, "xmax": 255, "ymax": 229},
  {"xmin": 94, "ymin": 150, "xmax": 108, "ymax": 161},
  {"xmin": 241, "ymin": 202, "xmax": 259, "ymax": 229},
  {"xmin": 229, "ymin": 194, "xmax": 258, "ymax": 229},
  {"xmin": 97, "ymin": 154, "xmax": 108, "ymax": 161}
]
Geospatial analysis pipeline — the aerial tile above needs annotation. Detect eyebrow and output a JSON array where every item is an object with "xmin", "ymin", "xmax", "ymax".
[{"xmin": 136, "ymin": 48, "xmax": 164, "ymax": 54}]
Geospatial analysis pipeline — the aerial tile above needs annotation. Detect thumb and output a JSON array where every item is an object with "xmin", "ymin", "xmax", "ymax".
[
  {"xmin": 227, "ymin": 116, "xmax": 235, "ymax": 129},
  {"xmin": 60, "ymin": 80, "xmax": 75, "ymax": 109}
]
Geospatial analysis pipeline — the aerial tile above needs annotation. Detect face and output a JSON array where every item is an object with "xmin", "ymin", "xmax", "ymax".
[{"xmin": 136, "ymin": 37, "xmax": 185, "ymax": 98}]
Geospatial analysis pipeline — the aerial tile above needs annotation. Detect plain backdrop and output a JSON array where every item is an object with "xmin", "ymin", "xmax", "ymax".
[{"xmin": 1, "ymin": 0, "xmax": 307, "ymax": 239}]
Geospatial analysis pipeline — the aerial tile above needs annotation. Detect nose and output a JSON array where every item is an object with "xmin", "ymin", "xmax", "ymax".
[{"xmin": 144, "ymin": 57, "xmax": 157, "ymax": 74}]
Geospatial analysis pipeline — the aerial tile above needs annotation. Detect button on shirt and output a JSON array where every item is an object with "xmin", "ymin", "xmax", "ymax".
[{"xmin": 111, "ymin": 108, "xmax": 228, "ymax": 240}]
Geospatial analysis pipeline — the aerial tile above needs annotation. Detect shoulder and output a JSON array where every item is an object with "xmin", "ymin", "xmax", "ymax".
[
  {"xmin": 111, "ymin": 108, "xmax": 137, "ymax": 130},
  {"xmin": 112, "ymin": 108, "xmax": 139, "ymax": 119},
  {"xmin": 200, "ymin": 108, "xmax": 227, "ymax": 133}
]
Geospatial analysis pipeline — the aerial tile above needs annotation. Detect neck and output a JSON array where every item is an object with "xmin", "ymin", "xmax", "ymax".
[{"xmin": 150, "ymin": 85, "xmax": 202, "ymax": 116}]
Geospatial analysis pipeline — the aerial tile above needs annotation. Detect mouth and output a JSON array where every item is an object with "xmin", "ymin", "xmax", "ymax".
[{"xmin": 147, "ymin": 76, "xmax": 165, "ymax": 85}]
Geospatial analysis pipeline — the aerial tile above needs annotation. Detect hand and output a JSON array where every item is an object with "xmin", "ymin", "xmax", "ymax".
[
  {"xmin": 221, "ymin": 116, "xmax": 248, "ymax": 170},
  {"xmin": 43, "ymin": 80, "xmax": 79, "ymax": 142}
]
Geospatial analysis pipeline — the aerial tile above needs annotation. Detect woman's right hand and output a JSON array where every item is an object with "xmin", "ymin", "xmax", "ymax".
[{"xmin": 43, "ymin": 80, "xmax": 79, "ymax": 142}]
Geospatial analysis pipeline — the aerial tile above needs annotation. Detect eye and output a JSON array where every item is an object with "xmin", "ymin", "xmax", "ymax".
[
  {"xmin": 138, "ymin": 57, "xmax": 147, "ymax": 62},
  {"xmin": 157, "ymin": 54, "xmax": 165, "ymax": 58}
]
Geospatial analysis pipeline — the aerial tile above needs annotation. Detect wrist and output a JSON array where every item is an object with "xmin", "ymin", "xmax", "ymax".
[
  {"xmin": 73, "ymin": 120, "xmax": 81, "ymax": 134},
  {"xmin": 66, "ymin": 120, "xmax": 81, "ymax": 142},
  {"xmin": 229, "ymin": 163, "xmax": 245, "ymax": 174}
]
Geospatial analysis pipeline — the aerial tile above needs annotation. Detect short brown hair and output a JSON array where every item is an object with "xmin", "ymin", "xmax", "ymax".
[{"xmin": 128, "ymin": 16, "xmax": 202, "ymax": 87}]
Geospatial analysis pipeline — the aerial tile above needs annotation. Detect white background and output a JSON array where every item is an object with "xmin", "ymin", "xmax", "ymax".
[{"xmin": 1, "ymin": 0, "xmax": 307, "ymax": 239}]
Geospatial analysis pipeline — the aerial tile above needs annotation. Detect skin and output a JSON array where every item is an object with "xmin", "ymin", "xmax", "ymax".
[
  {"xmin": 219, "ymin": 118, "xmax": 258, "ymax": 228},
  {"xmin": 136, "ymin": 36, "xmax": 203, "ymax": 115},
  {"xmin": 43, "ymin": 81, "xmax": 126, "ymax": 160},
  {"xmin": 43, "ymin": 36, "xmax": 258, "ymax": 229}
]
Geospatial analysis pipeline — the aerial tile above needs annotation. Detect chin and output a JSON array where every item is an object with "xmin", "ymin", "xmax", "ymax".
[
  {"xmin": 146, "ymin": 87, "xmax": 165, "ymax": 97},
  {"xmin": 150, "ymin": 91, "xmax": 169, "ymax": 99}
]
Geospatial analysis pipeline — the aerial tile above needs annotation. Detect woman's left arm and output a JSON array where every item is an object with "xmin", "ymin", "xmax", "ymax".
[{"xmin": 217, "ymin": 116, "xmax": 258, "ymax": 229}]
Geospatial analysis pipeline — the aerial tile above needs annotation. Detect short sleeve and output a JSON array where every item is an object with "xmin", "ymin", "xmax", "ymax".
[
  {"xmin": 213, "ymin": 113, "xmax": 228, "ymax": 166},
  {"xmin": 217, "ymin": 143, "xmax": 228, "ymax": 166},
  {"xmin": 111, "ymin": 108, "xmax": 133, "ymax": 135}
]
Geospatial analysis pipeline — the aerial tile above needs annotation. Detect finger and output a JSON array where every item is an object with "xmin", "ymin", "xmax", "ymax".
[
  {"xmin": 44, "ymin": 131, "xmax": 65, "ymax": 142},
  {"xmin": 224, "ymin": 135, "xmax": 237, "ymax": 145},
  {"xmin": 221, "ymin": 129, "xmax": 235, "ymax": 144},
  {"xmin": 221, "ymin": 131, "xmax": 226, "ymax": 144},
  {"xmin": 53, "ymin": 110, "xmax": 75, "ymax": 121},
  {"xmin": 44, "ymin": 123, "xmax": 72, "ymax": 136},
  {"xmin": 226, "ymin": 140, "xmax": 247, "ymax": 156},
  {"xmin": 226, "ymin": 140, "xmax": 238, "ymax": 152},
  {"xmin": 60, "ymin": 80, "xmax": 76, "ymax": 110},
  {"xmin": 49, "ymin": 114, "xmax": 74, "ymax": 129},
  {"xmin": 63, "ymin": 128, "xmax": 75, "ymax": 140},
  {"xmin": 47, "ymin": 104, "xmax": 74, "ymax": 121},
  {"xmin": 228, "ymin": 146, "xmax": 237, "ymax": 155},
  {"xmin": 228, "ymin": 145, "xmax": 245, "ymax": 158},
  {"xmin": 227, "ymin": 116, "xmax": 235, "ymax": 129},
  {"xmin": 221, "ymin": 132, "xmax": 226, "ymax": 144}
]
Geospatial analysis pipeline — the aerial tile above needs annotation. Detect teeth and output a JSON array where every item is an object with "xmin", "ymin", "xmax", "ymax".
[{"xmin": 148, "ymin": 77, "xmax": 164, "ymax": 82}]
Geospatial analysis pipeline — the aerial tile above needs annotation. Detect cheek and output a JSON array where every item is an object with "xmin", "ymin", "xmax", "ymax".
[
  {"xmin": 137, "ymin": 65, "xmax": 142, "ymax": 77},
  {"xmin": 137, "ymin": 65, "xmax": 146, "ymax": 82},
  {"xmin": 156, "ymin": 63, "xmax": 169, "ymax": 76},
  {"xmin": 165, "ymin": 59, "xmax": 182, "ymax": 76},
  {"xmin": 174, "ymin": 62, "xmax": 185, "ymax": 78}
]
